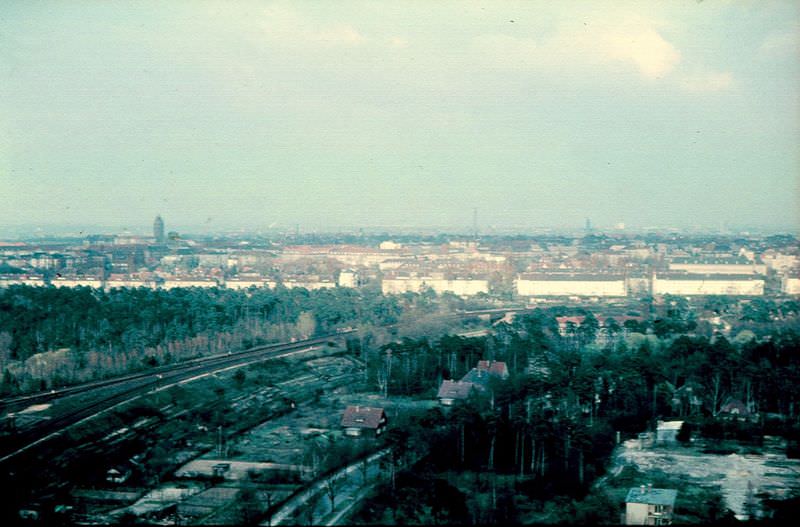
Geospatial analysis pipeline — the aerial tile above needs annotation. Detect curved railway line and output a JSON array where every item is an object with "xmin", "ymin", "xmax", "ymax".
[
  {"xmin": 0, "ymin": 308, "xmax": 524, "ymax": 464},
  {"xmin": 0, "ymin": 332, "xmax": 354, "ymax": 463},
  {"xmin": 0, "ymin": 332, "xmax": 352, "ymax": 414}
]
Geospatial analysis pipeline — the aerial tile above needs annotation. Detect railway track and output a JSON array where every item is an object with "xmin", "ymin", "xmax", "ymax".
[
  {"xmin": 0, "ymin": 332, "xmax": 353, "ymax": 414},
  {"xmin": 0, "ymin": 307, "xmax": 525, "ymax": 464},
  {"xmin": 0, "ymin": 334, "xmax": 353, "ymax": 463}
]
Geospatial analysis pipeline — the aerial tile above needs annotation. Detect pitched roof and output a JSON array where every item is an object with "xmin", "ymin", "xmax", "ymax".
[
  {"xmin": 625, "ymin": 487, "xmax": 678, "ymax": 506},
  {"xmin": 476, "ymin": 360, "xmax": 509, "ymax": 378},
  {"xmin": 437, "ymin": 380, "xmax": 475, "ymax": 400},
  {"xmin": 460, "ymin": 369, "xmax": 491, "ymax": 388},
  {"xmin": 720, "ymin": 398, "xmax": 750, "ymax": 415},
  {"xmin": 340, "ymin": 406, "xmax": 386, "ymax": 429},
  {"xmin": 656, "ymin": 420, "xmax": 684, "ymax": 431},
  {"xmin": 557, "ymin": 316, "xmax": 586, "ymax": 326}
]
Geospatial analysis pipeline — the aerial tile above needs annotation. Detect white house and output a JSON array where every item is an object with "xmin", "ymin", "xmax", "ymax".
[{"xmin": 625, "ymin": 485, "xmax": 677, "ymax": 525}]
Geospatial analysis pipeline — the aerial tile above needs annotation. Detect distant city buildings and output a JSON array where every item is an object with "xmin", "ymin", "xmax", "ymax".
[{"xmin": 1, "ymin": 227, "xmax": 797, "ymax": 301}]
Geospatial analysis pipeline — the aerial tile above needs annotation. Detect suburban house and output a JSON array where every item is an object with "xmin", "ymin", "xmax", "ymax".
[
  {"xmin": 438, "ymin": 360, "xmax": 510, "ymax": 406},
  {"xmin": 437, "ymin": 380, "xmax": 476, "ymax": 406},
  {"xmin": 670, "ymin": 381, "xmax": 704, "ymax": 416},
  {"xmin": 655, "ymin": 420, "xmax": 684, "ymax": 445},
  {"xmin": 719, "ymin": 398, "xmax": 755, "ymax": 421},
  {"xmin": 106, "ymin": 466, "xmax": 132, "ymax": 484},
  {"xmin": 625, "ymin": 485, "xmax": 678, "ymax": 525},
  {"xmin": 462, "ymin": 360, "xmax": 510, "ymax": 388},
  {"xmin": 340, "ymin": 406, "xmax": 387, "ymax": 437},
  {"xmin": 476, "ymin": 360, "xmax": 510, "ymax": 379}
]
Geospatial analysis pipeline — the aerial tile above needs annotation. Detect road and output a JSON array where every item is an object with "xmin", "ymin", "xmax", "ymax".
[{"xmin": 266, "ymin": 449, "xmax": 390, "ymax": 526}]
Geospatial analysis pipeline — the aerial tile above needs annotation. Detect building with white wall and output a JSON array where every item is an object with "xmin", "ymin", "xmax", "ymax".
[
  {"xmin": 161, "ymin": 278, "xmax": 219, "ymax": 289},
  {"xmin": 52, "ymin": 276, "xmax": 104, "ymax": 288},
  {"xmin": 763, "ymin": 253, "xmax": 798, "ymax": 273},
  {"xmin": 668, "ymin": 257, "xmax": 766, "ymax": 275},
  {"xmin": 653, "ymin": 274, "xmax": 764, "ymax": 296},
  {"xmin": 382, "ymin": 276, "xmax": 489, "ymax": 296},
  {"xmin": 282, "ymin": 279, "xmax": 335, "ymax": 291},
  {"xmin": 626, "ymin": 276, "xmax": 651, "ymax": 296},
  {"xmin": 0, "ymin": 275, "xmax": 46, "ymax": 287},
  {"xmin": 625, "ymin": 486, "xmax": 677, "ymax": 525},
  {"xmin": 224, "ymin": 278, "xmax": 271, "ymax": 290},
  {"xmin": 516, "ymin": 274, "xmax": 627, "ymax": 297},
  {"xmin": 338, "ymin": 270, "xmax": 361, "ymax": 288},
  {"xmin": 104, "ymin": 277, "xmax": 153, "ymax": 290},
  {"xmin": 782, "ymin": 277, "xmax": 800, "ymax": 295}
]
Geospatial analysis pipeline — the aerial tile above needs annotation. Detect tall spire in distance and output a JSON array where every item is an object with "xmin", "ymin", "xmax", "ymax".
[{"xmin": 153, "ymin": 214, "xmax": 165, "ymax": 243}]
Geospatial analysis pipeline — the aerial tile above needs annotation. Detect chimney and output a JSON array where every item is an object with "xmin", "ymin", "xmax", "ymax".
[
  {"xmin": 648, "ymin": 483, "xmax": 653, "ymax": 492},
  {"xmin": 641, "ymin": 485, "xmax": 646, "ymax": 495}
]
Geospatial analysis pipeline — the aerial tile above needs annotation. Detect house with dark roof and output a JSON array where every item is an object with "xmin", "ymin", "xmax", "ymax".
[
  {"xmin": 460, "ymin": 368, "xmax": 494, "ymax": 390},
  {"xmin": 105, "ymin": 466, "xmax": 132, "ymax": 485},
  {"xmin": 719, "ymin": 398, "xmax": 756, "ymax": 421},
  {"xmin": 340, "ymin": 406, "xmax": 387, "ymax": 437},
  {"xmin": 625, "ymin": 485, "xmax": 677, "ymax": 525},
  {"xmin": 437, "ymin": 380, "xmax": 476, "ymax": 406}
]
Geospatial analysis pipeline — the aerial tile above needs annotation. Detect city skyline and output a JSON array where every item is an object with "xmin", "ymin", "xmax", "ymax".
[{"xmin": 2, "ymin": 1, "xmax": 799, "ymax": 232}]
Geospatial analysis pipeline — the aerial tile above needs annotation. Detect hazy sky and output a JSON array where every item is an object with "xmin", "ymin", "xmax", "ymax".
[{"xmin": 1, "ymin": 1, "xmax": 799, "ymax": 233}]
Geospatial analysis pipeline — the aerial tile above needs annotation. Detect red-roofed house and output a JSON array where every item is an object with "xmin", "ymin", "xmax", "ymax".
[
  {"xmin": 556, "ymin": 316, "xmax": 586, "ymax": 336},
  {"xmin": 341, "ymin": 406, "xmax": 387, "ymax": 437},
  {"xmin": 476, "ymin": 360, "xmax": 510, "ymax": 379}
]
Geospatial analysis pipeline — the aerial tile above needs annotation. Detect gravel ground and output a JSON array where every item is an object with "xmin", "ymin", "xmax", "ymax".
[{"xmin": 614, "ymin": 436, "xmax": 800, "ymax": 519}]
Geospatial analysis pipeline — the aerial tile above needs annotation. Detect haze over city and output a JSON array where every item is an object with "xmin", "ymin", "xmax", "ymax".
[
  {"xmin": 2, "ymin": 0, "xmax": 799, "ymax": 234},
  {"xmin": 2, "ymin": 2, "xmax": 800, "ymax": 525}
]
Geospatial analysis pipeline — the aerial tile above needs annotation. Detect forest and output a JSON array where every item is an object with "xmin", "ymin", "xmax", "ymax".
[
  {"xmin": 0, "ymin": 284, "xmax": 465, "ymax": 393},
  {"xmin": 351, "ymin": 308, "xmax": 800, "ymax": 524}
]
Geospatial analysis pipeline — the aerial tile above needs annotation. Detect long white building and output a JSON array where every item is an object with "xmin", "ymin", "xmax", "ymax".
[
  {"xmin": 653, "ymin": 274, "xmax": 764, "ymax": 296},
  {"xmin": 224, "ymin": 278, "xmax": 273, "ymax": 290},
  {"xmin": 668, "ymin": 258, "xmax": 766, "ymax": 275},
  {"xmin": 0, "ymin": 275, "xmax": 46, "ymax": 287},
  {"xmin": 52, "ymin": 276, "xmax": 104, "ymax": 288},
  {"xmin": 382, "ymin": 276, "xmax": 489, "ymax": 296},
  {"xmin": 161, "ymin": 278, "xmax": 219, "ymax": 289},
  {"xmin": 282, "ymin": 279, "xmax": 335, "ymax": 291},
  {"xmin": 516, "ymin": 274, "xmax": 627, "ymax": 297},
  {"xmin": 104, "ymin": 278, "xmax": 153, "ymax": 290}
]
